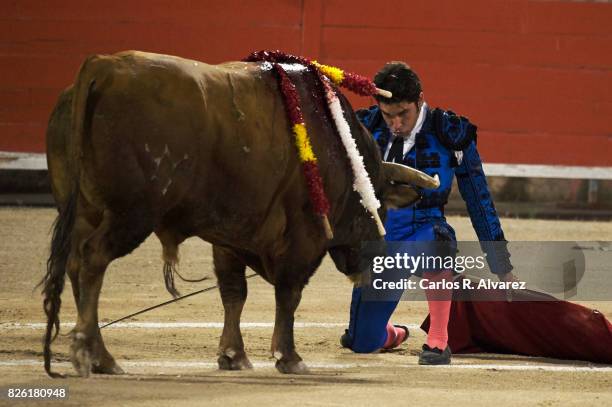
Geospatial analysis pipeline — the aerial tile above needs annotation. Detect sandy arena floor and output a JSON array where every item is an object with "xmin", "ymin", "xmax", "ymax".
[{"xmin": 1, "ymin": 208, "xmax": 611, "ymax": 406}]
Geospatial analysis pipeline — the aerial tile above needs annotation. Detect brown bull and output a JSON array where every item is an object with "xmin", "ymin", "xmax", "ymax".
[{"xmin": 42, "ymin": 51, "xmax": 438, "ymax": 377}]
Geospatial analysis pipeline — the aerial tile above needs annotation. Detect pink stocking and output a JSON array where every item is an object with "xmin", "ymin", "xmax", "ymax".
[{"xmin": 423, "ymin": 270, "xmax": 453, "ymax": 349}]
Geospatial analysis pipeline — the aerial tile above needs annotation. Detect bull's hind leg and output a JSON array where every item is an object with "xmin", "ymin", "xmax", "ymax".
[
  {"xmin": 66, "ymin": 216, "xmax": 97, "ymax": 318},
  {"xmin": 213, "ymin": 245, "xmax": 252, "ymax": 370},
  {"xmin": 70, "ymin": 209, "xmax": 152, "ymax": 377}
]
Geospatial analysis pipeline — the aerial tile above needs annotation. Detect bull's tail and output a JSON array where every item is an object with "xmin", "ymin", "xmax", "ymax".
[
  {"xmin": 40, "ymin": 185, "xmax": 77, "ymax": 378},
  {"xmin": 69, "ymin": 55, "xmax": 98, "ymax": 178},
  {"xmin": 40, "ymin": 56, "xmax": 97, "ymax": 378}
]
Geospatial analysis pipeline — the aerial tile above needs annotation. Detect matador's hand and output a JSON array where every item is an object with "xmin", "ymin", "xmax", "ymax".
[
  {"xmin": 497, "ymin": 271, "xmax": 521, "ymax": 302},
  {"xmin": 497, "ymin": 271, "xmax": 519, "ymax": 283}
]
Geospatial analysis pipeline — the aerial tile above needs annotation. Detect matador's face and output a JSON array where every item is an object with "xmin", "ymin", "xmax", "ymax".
[{"xmin": 378, "ymin": 93, "xmax": 424, "ymax": 138}]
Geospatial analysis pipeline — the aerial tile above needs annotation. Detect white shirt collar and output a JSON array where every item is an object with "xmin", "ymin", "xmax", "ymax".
[{"xmin": 410, "ymin": 101, "xmax": 427, "ymax": 139}]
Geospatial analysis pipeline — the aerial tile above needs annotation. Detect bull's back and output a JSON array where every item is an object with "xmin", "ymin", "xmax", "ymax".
[{"xmin": 76, "ymin": 51, "xmax": 298, "ymax": 230}]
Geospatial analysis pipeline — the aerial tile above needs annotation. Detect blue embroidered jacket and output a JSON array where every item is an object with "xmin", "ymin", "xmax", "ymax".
[{"xmin": 357, "ymin": 105, "xmax": 512, "ymax": 275}]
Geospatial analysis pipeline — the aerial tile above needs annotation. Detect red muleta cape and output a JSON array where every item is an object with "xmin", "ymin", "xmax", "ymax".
[{"xmin": 421, "ymin": 277, "xmax": 612, "ymax": 364}]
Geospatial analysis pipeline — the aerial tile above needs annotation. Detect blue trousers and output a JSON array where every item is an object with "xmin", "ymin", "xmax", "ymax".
[{"xmin": 346, "ymin": 223, "xmax": 437, "ymax": 353}]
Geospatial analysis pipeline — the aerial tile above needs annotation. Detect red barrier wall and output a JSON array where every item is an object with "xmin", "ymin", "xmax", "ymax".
[{"xmin": 1, "ymin": 0, "xmax": 611, "ymax": 166}]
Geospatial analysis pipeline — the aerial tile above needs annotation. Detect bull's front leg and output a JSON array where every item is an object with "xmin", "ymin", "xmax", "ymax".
[
  {"xmin": 213, "ymin": 246, "xmax": 252, "ymax": 370},
  {"xmin": 272, "ymin": 283, "xmax": 308, "ymax": 374}
]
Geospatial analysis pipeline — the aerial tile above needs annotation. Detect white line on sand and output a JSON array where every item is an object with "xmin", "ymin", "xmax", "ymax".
[
  {"xmin": 0, "ymin": 359, "xmax": 610, "ymax": 373},
  {"xmin": 0, "ymin": 322, "xmax": 421, "ymax": 330}
]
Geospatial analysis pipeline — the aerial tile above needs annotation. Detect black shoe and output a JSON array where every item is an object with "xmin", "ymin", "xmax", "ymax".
[
  {"xmin": 340, "ymin": 329, "xmax": 352, "ymax": 348},
  {"xmin": 418, "ymin": 344, "xmax": 451, "ymax": 365}
]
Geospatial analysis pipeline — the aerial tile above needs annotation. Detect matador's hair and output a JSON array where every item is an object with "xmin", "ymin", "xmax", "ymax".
[{"xmin": 373, "ymin": 61, "xmax": 422, "ymax": 104}]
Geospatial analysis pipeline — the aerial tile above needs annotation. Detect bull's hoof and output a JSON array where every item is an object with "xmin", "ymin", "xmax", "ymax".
[
  {"xmin": 217, "ymin": 350, "xmax": 253, "ymax": 371},
  {"xmin": 91, "ymin": 361, "xmax": 125, "ymax": 375},
  {"xmin": 70, "ymin": 332, "xmax": 122, "ymax": 377},
  {"xmin": 275, "ymin": 359, "xmax": 309, "ymax": 374},
  {"xmin": 70, "ymin": 341, "xmax": 92, "ymax": 378}
]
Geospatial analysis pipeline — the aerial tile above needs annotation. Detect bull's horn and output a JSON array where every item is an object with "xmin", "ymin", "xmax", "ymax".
[
  {"xmin": 382, "ymin": 162, "xmax": 440, "ymax": 189},
  {"xmin": 376, "ymin": 88, "xmax": 392, "ymax": 98}
]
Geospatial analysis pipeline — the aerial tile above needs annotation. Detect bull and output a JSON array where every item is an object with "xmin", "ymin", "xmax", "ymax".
[{"xmin": 42, "ymin": 51, "xmax": 438, "ymax": 377}]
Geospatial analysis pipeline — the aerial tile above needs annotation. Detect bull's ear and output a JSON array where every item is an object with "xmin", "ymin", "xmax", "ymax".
[
  {"xmin": 382, "ymin": 162, "xmax": 440, "ymax": 189},
  {"xmin": 383, "ymin": 183, "xmax": 422, "ymax": 209}
]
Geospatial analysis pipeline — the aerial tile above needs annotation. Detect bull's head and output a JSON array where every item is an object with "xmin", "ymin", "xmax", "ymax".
[{"xmin": 328, "ymin": 146, "xmax": 440, "ymax": 279}]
